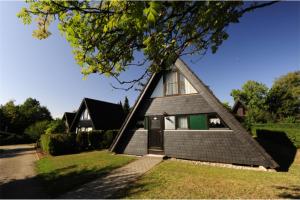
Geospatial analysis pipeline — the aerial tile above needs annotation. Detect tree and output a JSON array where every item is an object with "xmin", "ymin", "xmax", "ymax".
[
  {"xmin": 25, "ymin": 120, "xmax": 50, "ymax": 141},
  {"xmin": 231, "ymin": 80, "xmax": 270, "ymax": 125},
  {"xmin": 17, "ymin": 1, "xmax": 278, "ymax": 90},
  {"xmin": 222, "ymin": 101, "xmax": 232, "ymax": 111},
  {"xmin": 19, "ymin": 98, "xmax": 52, "ymax": 126},
  {"xmin": 123, "ymin": 96, "xmax": 130, "ymax": 116},
  {"xmin": 1, "ymin": 100, "xmax": 21, "ymax": 133},
  {"xmin": 45, "ymin": 119, "xmax": 66, "ymax": 134},
  {"xmin": 267, "ymin": 71, "xmax": 300, "ymax": 120}
]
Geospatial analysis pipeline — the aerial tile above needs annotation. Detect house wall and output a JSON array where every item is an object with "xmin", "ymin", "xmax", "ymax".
[
  {"xmin": 123, "ymin": 129, "xmax": 148, "ymax": 156},
  {"xmin": 164, "ymin": 130, "xmax": 267, "ymax": 166}
]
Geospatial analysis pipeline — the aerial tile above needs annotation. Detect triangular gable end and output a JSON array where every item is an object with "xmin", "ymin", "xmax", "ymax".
[
  {"xmin": 110, "ymin": 59, "xmax": 278, "ymax": 169},
  {"xmin": 70, "ymin": 99, "xmax": 96, "ymax": 132}
]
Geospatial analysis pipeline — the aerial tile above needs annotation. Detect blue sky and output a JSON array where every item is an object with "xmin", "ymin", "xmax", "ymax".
[{"xmin": 0, "ymin": 2, "xmax": 299, "ymax": 118}]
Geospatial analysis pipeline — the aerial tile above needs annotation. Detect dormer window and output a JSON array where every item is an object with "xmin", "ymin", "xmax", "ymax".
[{"xmin": 80, "ymin": 108, "xmax": 90, "ymax": 120}]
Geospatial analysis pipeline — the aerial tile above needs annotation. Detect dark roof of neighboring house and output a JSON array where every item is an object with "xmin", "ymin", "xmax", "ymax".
[
  {"xmin": 70, "ymin": 98, "xmax": 124, "ymax": 131},
  {"xmin": 232, "ymin": 99, "xmax": 247, "ymax": 113},
  {"xmin": 110, "ymin": 58, "xmax": 278, "ymax": 169},
  {"xmin": 62, "ymin": 112, "xmax": 76, "ymax": 127}
]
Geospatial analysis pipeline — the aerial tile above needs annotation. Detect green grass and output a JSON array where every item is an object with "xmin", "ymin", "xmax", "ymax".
[
  {"xmin": 36, "ymin": 150, "xmax": 136, "ymax": 197},
  {"xmin": 119, "ymin": 151, "xmax": 300, "ymax": 199}
]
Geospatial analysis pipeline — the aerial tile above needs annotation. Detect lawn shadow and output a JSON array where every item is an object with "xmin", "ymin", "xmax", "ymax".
[
  {"xmin": 255, "ymin": 129, "xmax": 297, "ymax": 171},
  {"xmin": 37, "ymin": 164, "xmax": 129, "ymax": 198},
  {"xmin": 0, "ymin": 147, "xmax": 36, "ymax": 159},
  {"xmin": 274, "ymin": 185, "xmax": 300, "ymax": 199},
  {"xmin": 0, "ymin": 176, "xmax": 48, "ymax": 199}
]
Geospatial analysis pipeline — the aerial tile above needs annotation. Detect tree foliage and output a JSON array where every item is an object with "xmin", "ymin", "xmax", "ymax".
[
  {"xmin": 231, "ymin": 71, "xmax": 300, "ymax": 125},
  {"xmin": 231, "ymin": 80, "xmax": 270, "ymax": 125},
  {"xmin": 267, "ymin": 71, "xmax": 300, "ymax": 119},
  {"xmin": 17, "ymin": 1, "xmax": 278, "ymax": 89},
  {"xmin": 0, "ymin": 98, "xmax": 52, "ymax": 134},
  {"xmin": 122, "ymin": 96, "xmax": 130, "ymax": 116},
  {"xmin": 25, "ymin": 120, "xmax": 50, "ymax": 141},
  {"xmin": 45, "ymin": 119, "xmax": 66, "ymax": 134}
]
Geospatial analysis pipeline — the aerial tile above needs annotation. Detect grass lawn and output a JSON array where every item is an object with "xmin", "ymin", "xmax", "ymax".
[
  {"xmin": 36, "ymin": 150, "xmax": 136, "ymax": 197},
  {"xmin": 119, "ymin": 150, "xmax": 300, "ymax": 199}
]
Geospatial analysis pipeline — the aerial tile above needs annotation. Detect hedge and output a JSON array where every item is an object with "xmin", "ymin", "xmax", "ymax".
[
  {"xmin": 40, "ymin": 130, "xmax": 118, "ymax": 155},
  {"xmin": 40, "ymin": 133, "xmax": 77, "ymax": 155},
  {"xmin": 251, "ymin": 123, "xmax": 300, "ymax": 148}
]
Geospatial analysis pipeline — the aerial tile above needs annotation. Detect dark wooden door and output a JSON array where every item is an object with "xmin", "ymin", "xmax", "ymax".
[{"xmin": 148, "ymin": 116, "xmax": 163, "ymax": 152}]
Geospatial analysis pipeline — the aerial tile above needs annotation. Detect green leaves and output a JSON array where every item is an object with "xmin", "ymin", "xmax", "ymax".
[
  {"xmin": 17, "ymin": 8, "xmax": 32, "ymax": 25},
  {"xmin": 143, "ymin": 1, "xmax": 161, "ymax": 24},
  {"xmin": 17, "ymin": 1, "xmax": 277, "ymax": 89}
]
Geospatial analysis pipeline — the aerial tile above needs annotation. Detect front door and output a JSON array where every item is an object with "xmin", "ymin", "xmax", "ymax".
[{"xmin": 148, "ymin": 116, "xmax": 164, "ymax": 154}]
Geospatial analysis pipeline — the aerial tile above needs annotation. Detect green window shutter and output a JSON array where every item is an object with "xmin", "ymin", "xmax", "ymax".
[{"xmin": 189, "ymin": 114, "xmax": 208, "ymax": 130}]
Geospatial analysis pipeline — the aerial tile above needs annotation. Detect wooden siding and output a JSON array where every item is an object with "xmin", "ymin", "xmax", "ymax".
[{"xmin": 164, "ymin": 130, "xmax": 270, "ymax": 167}]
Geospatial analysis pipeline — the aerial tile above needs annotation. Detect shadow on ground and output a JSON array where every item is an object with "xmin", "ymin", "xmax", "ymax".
[
  {"xmin": 255, "ymin": 129, "xmax": 297, "ymax": 171},
  {"xmin": 0, "ymin": 147, "xmax": 36, "ymax": 159},
  {"xmin": 274, "ymin": 185, "xmax": 300, "ymax": 199},
  {"xmin": 0, "ymin": 176, "xmax": 48, "ymax": 199}
]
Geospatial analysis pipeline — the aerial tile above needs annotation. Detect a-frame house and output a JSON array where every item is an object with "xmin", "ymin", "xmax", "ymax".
[
  {"xmin": 110, "ymin": 59, "xmax": 278, "ymax": 169},
  {"xmin": 70, "ymin": 98, "xmax": 124, "ymax": 133}
]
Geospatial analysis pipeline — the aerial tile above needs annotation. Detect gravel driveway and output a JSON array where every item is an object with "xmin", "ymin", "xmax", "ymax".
[{"xmin": 0, "ymin": 144, "xmax": 47, "ymax": 198}]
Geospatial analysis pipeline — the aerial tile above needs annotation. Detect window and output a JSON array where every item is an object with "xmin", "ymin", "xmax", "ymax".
[
  {"xmin": 179, "ymin": 74, "xmax": 197, "ymax": 94},
  {"xmin": 177, "ymin": 116, "xmax": 188, "ymax": 129},
  {"xmin": 164, "ymin": 71, "xmax": 197, "ymax": 96},
  {"xmin": 80, "ymin": 109, "xmax": 91, "ymax": 120},
  {"xmin": 165, "ymin": 71, "xmax": 178, "ymax": 95},
  {"xmin": 164, "ymin": 116, "xmax": 175, "ymax": 129},
  {"xmin": 207, "ymin": 113, "xmax": 228, "ymax": 129}
]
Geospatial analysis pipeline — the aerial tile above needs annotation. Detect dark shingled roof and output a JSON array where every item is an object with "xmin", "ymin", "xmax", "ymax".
[
  {"xmin": 70, "ymin": 98, "xmax": 124, "ymax": 131},
  {"xmin": 62, "ymin": 112, "xmax": 76, "ymax": 128},
  {"xmin": 110, "ymin": 58, "xmax": 279, "ymax": 169}
]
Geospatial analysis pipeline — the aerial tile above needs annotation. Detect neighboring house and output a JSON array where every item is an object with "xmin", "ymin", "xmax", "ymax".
[
  {"xmin": 110, "ymin": 59, "xmax": 278, "ymax": 169},
  {"xmin": 232, "ymin": 99, "xmax": 247, "ymax": 117},
  {"xmin": 69, "ymin": 98, "xmax": 124, "ymax": 133},
  {"xmin": 62, "ymin": 112, "xmax": 76, "ymax": 132}
]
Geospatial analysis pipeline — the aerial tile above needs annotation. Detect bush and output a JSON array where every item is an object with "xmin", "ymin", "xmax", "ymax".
[
  {"xmin": 25, "ymin": 120, "xmax": 50, "ymax": 141},
  {"xmin": 76, "ymin": 131, "xmax": 89, "ymax": 151},
  {"xmin": 41, "ymin": 133, "xmax": 77, "ymax": 155},
  {"xmin": 45, "ymin": 119, "xmax": 66, "ymax": 134},
  {"xmin": 40, "ymin": 134, "xmax": 51, "ymax": 153},
  {"xmin": 102, "ymin": 130, "xmax": 118, "ymax": 149},
  {"xmin": 88, "ymin": 130, "xmax": 103, "ymax": 149},
  {"xmin": 251, "ymin": 123, "xmax": 300, "ymax": 148}
]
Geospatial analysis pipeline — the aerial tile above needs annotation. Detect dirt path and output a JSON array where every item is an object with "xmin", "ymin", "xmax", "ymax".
[{"xmin": 0, "ymin": 144, "xmax": 47, "ymax": 198}]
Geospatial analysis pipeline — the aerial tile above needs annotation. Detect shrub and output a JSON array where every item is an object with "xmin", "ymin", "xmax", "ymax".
[
  {"xmin": 25, "ymin": 120, "xmax": 50, "ymax": 141},
  {"xmin": 76, "ymin": 131, "xmax": 89, "ymax": 151},
  {"xmin": 102, "ymin": 130, "xmax": 118, "ymax": 149},
  {"xmin": 45, "ymin": 119, "xmax": 66, "ymax": 134},
  {"xmin": 88, "ymin": 130, "xmax": 103, "ymax": 149},
  {"xmin": 251, "ymin": 123, "xmax": 300, "ymax": 148},
  {"xmin": 40, "ymin": 134, "xmax": 51, "ymax": 153},
  {"xmin": 41, "ymin": 133, "xmax": 77, "ymax": 155}
]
